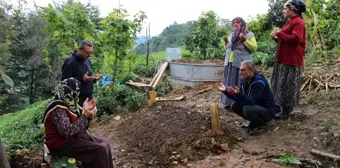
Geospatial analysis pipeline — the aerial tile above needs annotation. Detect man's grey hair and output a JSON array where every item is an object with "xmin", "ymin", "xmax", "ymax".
[
  {"xmin": 78, "ymin": 40, "xmax": 93, "ymax": 49},
  {"xmin": 241, "ymin": 60, "xmax": 257, "ymax": 71}
]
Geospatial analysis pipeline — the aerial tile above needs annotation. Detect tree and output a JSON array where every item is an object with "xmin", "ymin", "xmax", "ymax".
[
  {"xmin": 100, "ymin": 8, "xmax": 146, "ymax": 82},
  {"xmin": 268, "ymin": 0, "xmax": 288, "ymax": 28},
  {"xmin": 7, "ymin": 9, "xmax": 52, "ymax": 104},
  {"xmin": 185, "ymin": 10, "xmax": 228, "ymax": 59},
  {"xmin": 42, "ymin": 0, "xmax": 98, "ymax": 80}
]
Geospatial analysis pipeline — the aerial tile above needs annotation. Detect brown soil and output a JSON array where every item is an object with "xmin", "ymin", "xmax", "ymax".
[
  {"xmin": 10, "ymin": 60, "xmax": 340, "ymax": 168},
  {"xmin": 170, "ymin": 59, "xmax": 224, "ymax": 65},
  {"xmin": 9, "ymin": 150, "xmax": 41, "ymax": 168}
]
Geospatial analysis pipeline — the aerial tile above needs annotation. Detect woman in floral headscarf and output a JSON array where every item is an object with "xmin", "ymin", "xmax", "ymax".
[
  {"xmin": 221, "ymin": 17, "xmax": 258, "ymax": 109},
  {"xmin": 270, "ymin": 0, "xmax": 307, "ymax": 118}
]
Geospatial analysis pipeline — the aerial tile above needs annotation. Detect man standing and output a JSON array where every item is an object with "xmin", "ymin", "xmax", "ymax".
[
  {"xmin": 61, "ymin": 40, "xmax": 103, "ymax": 106},
  {"xmin": 216, "ymin": 60, "xmax": 276, "ymax": 135}
]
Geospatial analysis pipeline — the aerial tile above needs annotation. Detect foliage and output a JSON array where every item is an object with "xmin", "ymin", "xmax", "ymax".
[
  {"xmin": 156, "ymin": 75, "xmax": 172, "ymax": 97},
  {"xmin": 133, "ymin": 65, "xmax": 155, "ymax": 77},
  {"xmin": 247, "ymin": 14, "xmax": 273, "ymax": 42},
  {"xmin": 272, "ymin": 154, "xmax": 302, "ymax": 165},
  {"xmin": 268, "ymin": 0, "xmax": 288, "ymax": 28},
  {"xmin": 185, "ymin": 10, "xmax": 228, "ymax": 59},
  {"xmin": 8, "ymin": 9, "xmax": 53, "ymax": 105},
  {"xmin": 95, "ymin": 85, "xmax": 147, "ymax": 117},
  {"xmin": 0, "ymin": 101, "xmax": 47, "ymax": 151},
  {"xmin": 254, "ymin": 40, "xmax": 277, "ymax": 66},
  {"xmin": 42, "ymin": 1, "xmax": 97, "ymax": 57},
  {"xmin": 99, "ymin": 8, "xmax": 146, "ymax": 82},
  {"xmin": 53, "ymin": 156, "xmax": 77, "ymax": 168}
]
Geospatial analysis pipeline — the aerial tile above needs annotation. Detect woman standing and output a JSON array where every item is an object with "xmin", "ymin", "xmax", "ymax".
[
  {"xmin": 221, "ymin": 17, "xmax": 257, "ymax": 108},
  {"xmin": 271, "ymin": 0, "xmax": 306, "ymax": 118}
]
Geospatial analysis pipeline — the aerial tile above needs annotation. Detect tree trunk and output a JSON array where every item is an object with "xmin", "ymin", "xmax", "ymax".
[
  {"xmin": 29, "ymin": 69, "xmax": 35, "ymax": 104},
  {"xmin": 112, "ymin": 49, "xmax": 118, "ymax": 83}
]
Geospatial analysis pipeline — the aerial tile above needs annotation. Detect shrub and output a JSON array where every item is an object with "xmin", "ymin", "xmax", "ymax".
[
  {"xmin": 133, "ymin": 65, "xmax": 155, "ymax": 77},
  {"xmin": 95, "ymin": 85, "xmax": 147, "ymax": 116}
]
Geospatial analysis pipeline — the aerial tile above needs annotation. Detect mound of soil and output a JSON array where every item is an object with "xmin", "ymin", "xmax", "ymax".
[{"xmin": 113, "ymin": 104, "xmax": 233, "ymax": 167}]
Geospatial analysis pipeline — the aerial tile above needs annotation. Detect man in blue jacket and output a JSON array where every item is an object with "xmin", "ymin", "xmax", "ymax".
[
  {"xmin": 217, "ymin": 60, "xmax": 276, "ymax": 135},
  {"xmin": 61, "ymin": 40, "xmax": 103, "ymax": 106}
]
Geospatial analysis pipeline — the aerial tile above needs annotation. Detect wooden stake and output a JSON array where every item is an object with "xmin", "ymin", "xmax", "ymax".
[
  {"xmin": 308, "ymin": 76, "xmax": 313, "ymax": 91},
  {"xmin": 155, "ymin": 96, "xmax": 185, "ymax": 102},
  {"xmin": 211, "ymin": 103, "xmax": 222, "ymax": 136},
  {"xmin": 300, "ymin": 77, "xmax": 310, "ymax": 91},
  {"xmin": 311, "ymin": 149, "xmax": 340, "ymax": 161},
  {"xmin": 149, "ymin": 91, "xmax": 157, "ymax": 101}
]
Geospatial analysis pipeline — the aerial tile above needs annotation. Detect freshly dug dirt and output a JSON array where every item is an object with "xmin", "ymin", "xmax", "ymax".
[{"xmin": 9, "ymin": 150, "xmax": 41, "ymax": 168}]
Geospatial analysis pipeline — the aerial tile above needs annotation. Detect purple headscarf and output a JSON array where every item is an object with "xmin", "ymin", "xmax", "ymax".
[{"xmin": 231, "ymin": 17, "xmax": 248, "ymax": 50}]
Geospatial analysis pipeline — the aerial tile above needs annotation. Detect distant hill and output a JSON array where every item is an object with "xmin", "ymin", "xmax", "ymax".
[
  {"xmin": 134, "ymin": 21, "xmax": 197, "ymax": 55},
  {"xmin": 135, "ymin": 36, "xmax": 148, "ymax": 45}
]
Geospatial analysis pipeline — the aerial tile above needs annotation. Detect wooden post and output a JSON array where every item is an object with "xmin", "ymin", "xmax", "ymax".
[
  {"xmin": 146, "ymin": 40, "xmax": 150, "ymax": 66},
  {"xmin": 149, "ymin": 91, "xmax": 157, "ymax": 101},
  {"xmin": 147, "ymin": 91, "xmax": 157, "ymax": 106},
  {"xmin": 211, "ymin": 103, "xmax": 222, "ymax": 136}
]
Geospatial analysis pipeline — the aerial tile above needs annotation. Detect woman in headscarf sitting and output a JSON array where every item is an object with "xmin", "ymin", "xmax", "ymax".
[
  {"xmin": 43, "ymin": 77, "xmax": 114, "ymax": 168},
  {"xmin": 270, "ymin": 0, "xmax": 306, "ymax": 118},
  {"xmin": 221, "ymin": 17, "xmax": 258, "ymax": 109}
]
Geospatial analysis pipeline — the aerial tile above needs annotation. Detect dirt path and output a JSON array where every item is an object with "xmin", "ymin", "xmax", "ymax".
[{"xmin": 91, "ymin": 81, "xmax": 340, "ymax": 168}]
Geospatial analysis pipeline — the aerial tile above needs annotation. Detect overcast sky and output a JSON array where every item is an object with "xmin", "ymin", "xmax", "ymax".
[{"xmin": 25, "ymin": 0, "xmax": 270, "ymax": 36}]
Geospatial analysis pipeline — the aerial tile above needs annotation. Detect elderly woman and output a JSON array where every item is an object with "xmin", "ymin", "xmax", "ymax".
[
  {"xmin": 43, "ymin": 78, "xmax": 114, "ymax": 168},
  {"xmin": 270, "ymin": 0, "xmax": 306, "ymax": 118},
  {"xmin": 221, "ymin": 17, "xmax": 258, "ymax": 109}
]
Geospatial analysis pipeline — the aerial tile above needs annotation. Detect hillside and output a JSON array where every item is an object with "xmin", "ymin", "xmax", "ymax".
[{"xmin": 134, "ymin": 21, "xmax": 197, "ymax": 55}]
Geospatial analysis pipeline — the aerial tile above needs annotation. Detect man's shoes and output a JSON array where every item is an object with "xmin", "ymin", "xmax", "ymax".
[
  {"xmin": 274, "ymin": 112, "xmax": 290, "ymax": 119},
  {"xmin": 240, "ymin": 121, "xmax": 255, "ymax": 129},
  {"xmin": 224, "ymin": 105, "xmax": 231, "ymax": 109},
  {"xmin": 240, "ymin": 122, "xmax": 249, "ymax": 129},
  {"xmin": 248, "ymin": 125, "xmax": 268, "ymax": 136},
  {"xmin": 274, "ymin": 107, "xmax": 293, "ymax": 119}
]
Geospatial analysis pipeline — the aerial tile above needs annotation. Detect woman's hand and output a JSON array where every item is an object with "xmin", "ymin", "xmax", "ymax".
[
  {"xmin": 223, "ymin": 36, "xmax": 228, "ymax": 43},
  {"xmin": 271, "ymin": 29, "xmax": 280, "ymax": 40},
  {"xmin": 239, "ymin": 33, "xmax": 247, "ymax": 42}
]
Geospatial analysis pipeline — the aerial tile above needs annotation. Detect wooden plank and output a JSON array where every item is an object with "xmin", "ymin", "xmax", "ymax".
[
  {"xmin": 126, "ymin": 80, "xmax": 151, "ymax": 87},
  {"xmin": 152, "ymin": 62, "xmax": 169, "ymax": 90},
  {"xmin": 149, "ymin": 64, "xmax": 164, "ymax": 87},
  {"xmin": 155, "ymin": 96, "xmax": 185, "ymax": 102},
  {"xmin": 194, "ymin": 87, "xmax": 213, "ymax": 95},
  {"xmin": 311, "ymin": 149, "xmax": 340, "ymax": 161}
]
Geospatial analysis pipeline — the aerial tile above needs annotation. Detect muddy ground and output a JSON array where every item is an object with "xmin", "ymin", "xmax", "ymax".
[{"xmin": 9, "ymin": 62, "xmax": 340, "ymax": 168}]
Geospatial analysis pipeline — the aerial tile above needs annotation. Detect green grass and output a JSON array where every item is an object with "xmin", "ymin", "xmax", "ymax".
[
  {"xmin": 0, "ymin": 100, "xmax": 48, "ymax": 151},
  {"xmin": 135, "ymin": 46, "xmax": 194, "ymax": 66}
]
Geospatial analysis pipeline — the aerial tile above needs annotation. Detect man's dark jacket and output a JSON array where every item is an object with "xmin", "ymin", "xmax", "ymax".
[
  {"xmin": 224, "ymin": 72, "xmax": 276, "ymax": 114},
  {"xmin": 61, "ymin": 52, "xmax": 96, "ymax": 98}
]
